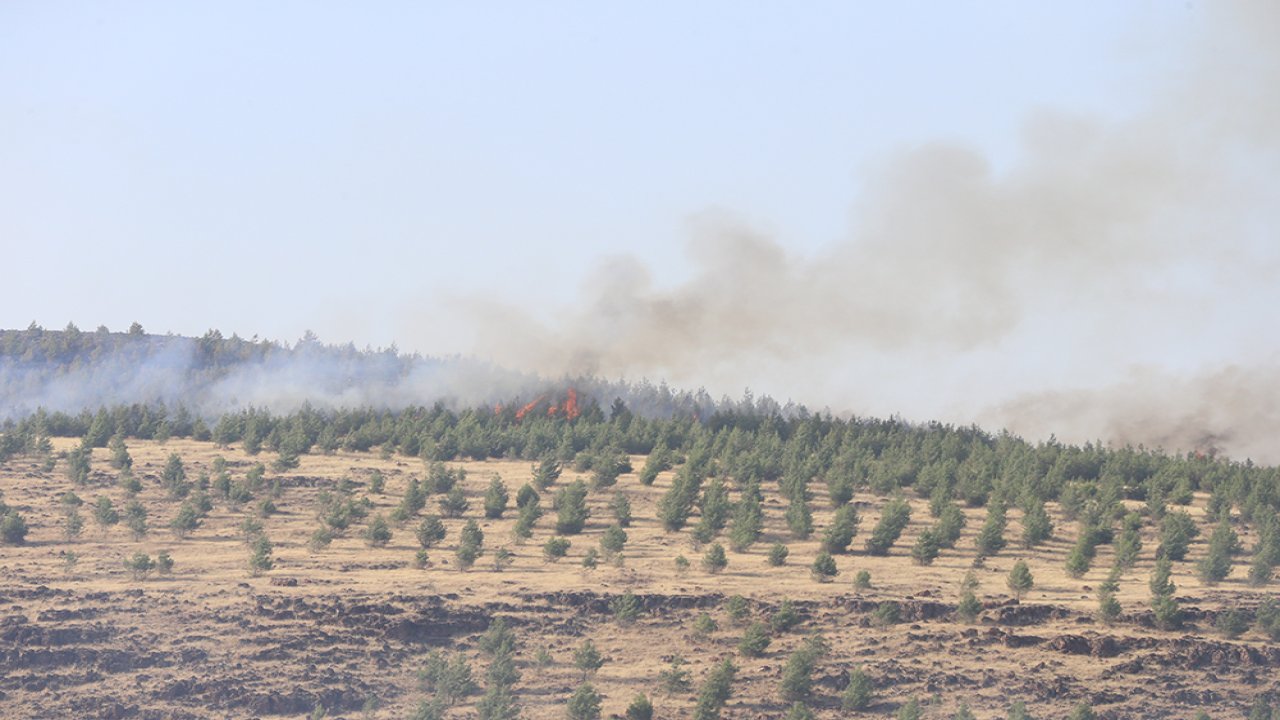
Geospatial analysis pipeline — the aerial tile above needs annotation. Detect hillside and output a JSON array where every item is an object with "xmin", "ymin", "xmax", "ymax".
[{"xmin": 2, "ymin": 424, "xmax": 1279, "ymax": 718}]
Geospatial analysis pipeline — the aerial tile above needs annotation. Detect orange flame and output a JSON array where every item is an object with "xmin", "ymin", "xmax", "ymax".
[{"xmin": 515, "ymin": 395, "xmax": 546, "ymax": 421}]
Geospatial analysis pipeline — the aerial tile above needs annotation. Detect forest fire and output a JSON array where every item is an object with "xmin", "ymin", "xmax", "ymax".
[{"xmin": 511, "ymin": 388, "xmax": 580, "ymax": 421}]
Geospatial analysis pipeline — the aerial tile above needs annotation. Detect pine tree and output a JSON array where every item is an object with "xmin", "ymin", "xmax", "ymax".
[
  {"xmin": 573, "ymin": 640, "xmax": 604, "ymax": 679},
  {"xmin": 767, "ymin": 542, "xmax": 789, "ymax": 566},
  {"xmin": 956, "ymin": 590, "xmax": 982, "ymax": 623},
  {"xmin": 1007, "ymin": 560, "xmax": 1034, "ymax": 600},
  {"xmin": 935, "ymin": 503, "xmax": 967, "ymax": 548},
  {"xmin": 728, "ymin": 484, "xmax": 764, "ymax": 551},
  {"xmin": 601, "ymin": 525, "xmax": 628, "ymax": 556},
  {"xmin": 811, "ymin": 551, "xmax": 838, "ymax": 582},
  {"xmin": 911, "ymin": 527, "xmax": 941, "ymax": 565},
  {"xmin": 624, "ymin": 694, "xmax": 653, "ymax": 720},
  {"xmin": 610, "ymin": 492, "xmax": 632, "ymax": 527},
  {"xmin": 779, "ymin": 636, "xmax": 827, "ymax": 702},
  {"xmin": 822, "ymin": 505, "xmax": 859, "ymax": 554},
  {"xmin": 364, "ymin": 513, "xmax": 392, "ymax": 547},
  {"xmin": 484, "ymin": 475, "xmax": 509, "ymax": 519},
  {"xmin": 840, "ymin": 666, "xmax": 873, "ymax": 711},
  {"xmin": 415, "ymin": 516, "xmax": 447, "ymax": 548},
  {"xmin": 702, "ymin": 543, "xmax": 728, "ymax": 574},
  {"xmin": 565, "ymin": 683, "xmax": 602, "ymax": 720},
  {"xmin": 248, "ymin": 535, "xmax": 273, "ymax": 575},
  {"xmin": 1020, "ymin": 501, "xmax": 1053, "ymax": 548},
  {"xmin": 691, "ymin": 659, "xmax": 736, "ymax": 720},
  {"xmin": 864, "ymin": 496, "xmax": 911, "ymax": 555},
  {"xmin": 785, "ymin": 494, "xmax": 814, "ymax": 540},
  {"xmin": 737, "ymin": 621, "xmax": 772, "ymax": 657},
  {"xmin": 975, "ymin": 502, "xmax": 1008, "ymax": 557},
  {"xmin": 554, "ymin": 481, "xmax": 590, "ymax": 535}
]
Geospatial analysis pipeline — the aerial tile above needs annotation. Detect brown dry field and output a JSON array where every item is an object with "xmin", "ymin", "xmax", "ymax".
[{"xmin": 1, "ymin": 438, "xmax": 1276, "ymax": 719}]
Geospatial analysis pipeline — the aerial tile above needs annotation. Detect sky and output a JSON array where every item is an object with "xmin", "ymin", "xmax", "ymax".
[{"xmin": 3, "ymin": 3, "xmax": 1279, "ymax": 456}]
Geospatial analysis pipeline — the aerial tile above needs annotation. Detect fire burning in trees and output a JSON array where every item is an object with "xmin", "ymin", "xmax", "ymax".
[{"xmin": 511, "ymin": 388, "xmax": 580, "ymax": 421}]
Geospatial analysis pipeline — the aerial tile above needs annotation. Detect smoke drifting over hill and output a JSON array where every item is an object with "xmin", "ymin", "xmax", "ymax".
[{"xmin": 464, "ymin": 3, "xmax": 1280, "ymax": 461}]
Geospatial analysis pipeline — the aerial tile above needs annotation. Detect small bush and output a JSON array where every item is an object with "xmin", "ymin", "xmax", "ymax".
[
  {"xmin": 543, "ymin": 536, "xmax": 571, "ymax": 562},
  {"xmin": 702, "ymin": 543, "xmax": 728, "ymax": 574},
  {"xmin": 737, "ymin": 621, "xmax": 771, "ymax": 657}
]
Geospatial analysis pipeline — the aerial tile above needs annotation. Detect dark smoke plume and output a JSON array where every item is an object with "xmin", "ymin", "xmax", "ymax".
[{"xmin": 464, "ymin": 2, "xmax": 1280, "ymax": 461}]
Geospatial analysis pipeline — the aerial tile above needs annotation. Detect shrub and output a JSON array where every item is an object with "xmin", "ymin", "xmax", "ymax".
[
  {"xmin": 456, "ymin": 543, "xmax": 480, "ymax": 571},
  {"xmin": 811, "ymin": 551, "xmax": 838, "ymax": 582},
  {"xmin": 543, "ymin": 536, "xmax": 571, "ymax": 562},
  {"xmin": 728, "ymin": 485, "xmax": 764, "ymax": 551},
  {"xmin": 124, "ymin": 552, "xmax": 154, "ymax": 580},
  {"xmin": 1, "ymin": 507, "xmax": 28, "ymax": 540},
  {"xmin": 364, "ymin": 513, "xmax": 392, "ymax": 547},
  {"xmin": 1021, "ymin": 501, "xmax": 1054, "ymax": 548},
  {"xmin": 169, "ymin": 502, "xmax": 201, "ymax": 538},
  {"xmin": 702, "ymin": 543, "xmax": 728, "ymax": 574},
  {"xmin": 1007, "ymin": 560, "xmax": 1034, "ymax": 600},
  {"xmin": 822, "ymin": 505, "xmax": 859, "ymax": 553},
  {"xmin": 872, "ymin": 602, "xmax": 901, "ymax": 627},
  {"xmin": 767, "ymin": 542, "xmax": 789, "ymax": 566},
  {"xmin": 779, "ymin": 636, "xmax": 827, "ymax": 702},
  {"xmin": 725, "ymin": 595, "xmax": 751, "ymax": 624},
  {"xmin": 94, "ymin": 496, "xmax": 120, "ymax": 532},
  {"xmin": 419, "ymin": 651, "xmax": 476, "ymax": 704},
  {"xmin": 864, "ymin": 496, "xmax": 911, "ymax": 555},
  {"xmin": 573, "ymin": 639, "xmax": 604, "ymax": 678},
  {"xmin": 610, "ymin": 591, "xmax": 640, "ymax": 624},
  {"xmin": 911, "ymin": 528, "xmax": 941, "ymax": 565},
  {"xmin": 692, "ymin": 612, "xmax": 718, "ymax": 638},
  {"xmin": 853, "ymin": 570, "xmax": 872, "ymax": 589},
  {"xmin": 611, "ymin": 492, "xmax": 632, "ymax": 527},
  {"xmin": 566, "ymin": 682, "xmax": 602, "ymax": 720},
  {"xmin": 771, "ymin": 600, "xmax": 802, "ymax": 632},
  {"xmin": 491, "ymin": 547, "xmax": 514, "ymax": 572},
  {"xmin": 692, "ymin": 659, "xmax": 736, "ymax": 720},
  {"xmin": 1066, "ymin": 702, "xmax": 1096, "ymax": 720},
  {"xmin": 415, "ymin": 516, "xmax": 447, "ymax": 548},
  {"xmin": 63, "ymin": 507, "xmax": 85, "ymax": 539},
  {"xmin": 1257, "ymin": 598, "xmax": 1280, "ymax": 640},
  {"xmin": 658, "ymin": 656, "xmax": 693, "ymax": 695},
  {"xmin": 601, "ymin": 525, "xmax": 628, "ymax": 556},
  {"xmin": 897, "ymin": 696, "xmax": 922, "ymax": 720},
  {"xmin": 737, "ymin": 621, "xmax": 771, "ymax": 657},
  {"xmin": 1151, "ymin": 594, "xmax": 1183, "ymax": 630},
  {"xmin": 841, "ymin": 666, "xmax": 873, "ymax": 710},
  {"xmin": 1215, "ymin": 608, "xmax": 1250, "ymax": 639},
  {"xmin": 956, "ymin": 590, "xmax": 982, "ymax": 622},
  {"xmin": 784, "ymin": 703, "xmax": 815, "ymax": 720},
  {"xmin": 1157, "ymin": 511, "xmax": 1199, "ymax": 561},
  {"xmin": 1097, "ymin": 588, "xmax": 1122, "ymax": 624},
  {"xmin": 249, "ymin": 536, "xmax": 274, "ymax": 575},
  {"xmin": 624, "ymin": 693, "xmax": 653, "ymax": 720},
  {"xmin": 555, "ymin": 481, "xmax": 590, "ymax": 534},
  {"xmin": 483, "ymin": 475, "xmax": 509, "ymax": 519},
  {"xmin": 975, "ymin": 503, "xmax": 1008, "ymax": 557},
  {"xmin": 439, "ymin": 485, "xmax": 469, "ymax": 518}
]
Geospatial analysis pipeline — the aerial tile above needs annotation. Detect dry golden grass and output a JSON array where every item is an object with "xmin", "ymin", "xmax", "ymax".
[{"xmin": 0, "ymin": 438, "xmax": 1274, "ymax": 718}]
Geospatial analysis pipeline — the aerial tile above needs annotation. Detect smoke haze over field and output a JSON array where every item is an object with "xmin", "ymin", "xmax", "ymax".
[{"xmin": 463, "ymin": 2, "xmax": 1280, "ymax": 461}]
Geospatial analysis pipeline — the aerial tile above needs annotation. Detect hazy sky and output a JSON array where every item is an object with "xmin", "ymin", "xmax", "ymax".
[{"xmin": 4, "ymin": 3, "xmax": 1278, "ymax": 454}]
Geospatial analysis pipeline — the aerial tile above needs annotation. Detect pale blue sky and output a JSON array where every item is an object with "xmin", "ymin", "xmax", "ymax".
[
  {"xmin": 5, "ymin": 2, "xmax": 1277, "ymax": 449},
  {"xmin": 3, "ymin": 2, "xmax": 1183, "ymax": 341}
]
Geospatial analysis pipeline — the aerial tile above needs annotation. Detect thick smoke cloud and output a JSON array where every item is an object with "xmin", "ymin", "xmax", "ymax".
[{"xmin": 467, "ymin": 2, "xmax": 1280, "ymax": 461}]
